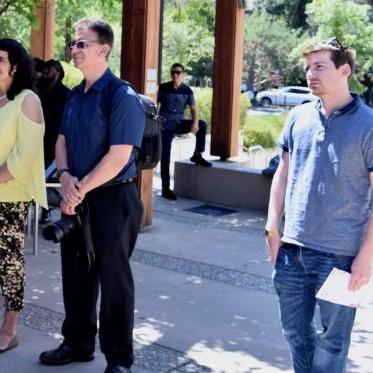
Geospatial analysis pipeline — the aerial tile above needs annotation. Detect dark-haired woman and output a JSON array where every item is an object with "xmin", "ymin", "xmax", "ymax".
[{"xmin": 0, "ymin": 39, "xmax": 47, "ymax": 352}]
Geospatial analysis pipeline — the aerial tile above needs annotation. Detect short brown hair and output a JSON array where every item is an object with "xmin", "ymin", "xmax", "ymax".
[
  {"xmin": 73, "ymin": 17, "xmax": 114, "ymax": 52},
  {"xmin": 302, "ymin": 38, "xmax": 355, "ymax": 75}
]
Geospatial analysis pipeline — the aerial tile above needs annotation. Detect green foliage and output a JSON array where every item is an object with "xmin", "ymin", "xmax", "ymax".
[
  {"xmin": 291, "ymin": 0, "xmax": 373, "ymax": 93},
  {"xmin": 0, "ymin": 0, "xmax": 39, "ymax": 46},
  {"xmin": 244, "ymin": 10, "xmax": 307, "ymax": 88},
  {"xmin": 192, "ymin": 88, "xmax": 213, "ymax": 131},
  {"xmin": 186, "ymin": 88, "xmax": 250, "ymax": 133},
  {"xmin": 60, "ymin": 61, "xmax": 83, "ymax": 88},
  {"xmin": 165, "ymin": 0, "xmax": 215, "ymax": 31},
  {"xmin": 55, "ymin": 0, "xmax": 123, "ymax": 65},
  {"xmin": 255, "ymin": 0, "xmax": 312, "ymax": 29},
  {"xmin": 242, "ymin": 113, "xmax": 287, "ymax": 148},
  {"xmin": 0, "ymin": 0, "xmax": 39, "ymax": 19},
  {"xmin": 161, "ymin": 20, "xmax": 214, "ymax": 81},
  {"xmin": 162, "ymin": 0, "xmax": 215, "ymax": 81},
  {"xmin": 240, "ymin": 94, "xmax": 251, "ymax": 128},
  {"xmin": 243, "ymin": 129, "xmax": 276, "ymax": 149}
]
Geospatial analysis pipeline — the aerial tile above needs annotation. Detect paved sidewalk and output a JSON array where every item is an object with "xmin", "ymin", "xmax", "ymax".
[{"xmin": 1, "ymin": 176, "xmax": 373, "ymax": 372}]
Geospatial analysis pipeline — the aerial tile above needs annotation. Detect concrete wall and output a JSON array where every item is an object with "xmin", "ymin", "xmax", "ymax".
[{"xmin": 174, "ymin": 160, "xmax": 273, "ymax": 211}]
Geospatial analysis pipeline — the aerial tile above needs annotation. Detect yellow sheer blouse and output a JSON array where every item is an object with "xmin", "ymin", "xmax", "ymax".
[{"xmin": 0, "ymin": 89, "xmax": 47, "ymax": 208}]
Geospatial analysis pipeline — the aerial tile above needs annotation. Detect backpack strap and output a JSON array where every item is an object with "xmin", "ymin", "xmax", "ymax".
[
  {"xmin": 101, "ymin": 77, "xmax": 141, "ymax": 163},
  {"xmin": 102, "ymin": 77, "xmax": 141, "ymax": 121},
  {"xmin": 102, "ymin": 76, "xmax": 128, "ymax": 122}
]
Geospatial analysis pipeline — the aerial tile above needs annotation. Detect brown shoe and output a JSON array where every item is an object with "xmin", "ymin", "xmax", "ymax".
[{"xmin": 0, "ymin": 335, "xmax": 18, "ymax": 353}]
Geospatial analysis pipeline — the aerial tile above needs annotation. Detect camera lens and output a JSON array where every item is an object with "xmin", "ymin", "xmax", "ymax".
[{"xmin": 42, "ymin": 216, "xmax": 78, "ymax": 243}]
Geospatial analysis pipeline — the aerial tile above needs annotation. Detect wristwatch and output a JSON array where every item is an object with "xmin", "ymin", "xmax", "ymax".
[
  {"xmin": 56, "ymin": 168, "xmax": 70, "ymax": 179},
  {"xmin": 264, "ymin": 227, "xmax": 280, "ymax": 238}
]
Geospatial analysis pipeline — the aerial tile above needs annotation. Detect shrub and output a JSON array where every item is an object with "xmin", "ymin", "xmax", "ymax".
[
  {"xmin": 240, "ymin": 93, "xmax": 250, "ymax": 128},
  {"xmin": 243, "ymin": 129, "xmax": 276, "ymax": 149},
  {"xmin": 192, "ymin": 88, "xmax": 251, "ymax": 133},
  {"xmin": 61, "ymin": 62, "xmax": 83, "ymax": 89},
  {"xmin": 193, "ymin": 88, "xmax": 213, "ymax": 131},
  {"xmin": 242, "ymin": 113, "xmax": 287, "ymax": 149}
]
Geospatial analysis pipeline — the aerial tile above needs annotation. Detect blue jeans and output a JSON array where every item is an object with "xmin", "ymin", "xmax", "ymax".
[{"xmin": 272, "ymin": 243, "xmax": 356, "ymax": 373}]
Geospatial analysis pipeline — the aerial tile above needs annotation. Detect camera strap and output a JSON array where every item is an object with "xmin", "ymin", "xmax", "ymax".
[{"xmin": 80, "ymin": 201, "xmax": 95, "ymax": 271}]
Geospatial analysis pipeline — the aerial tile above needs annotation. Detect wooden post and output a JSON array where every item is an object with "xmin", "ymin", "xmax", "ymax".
[
  {"xmin": 121, "ymin": 0, "xmax": 161, "ymax": 226},
  {"xmin": 210, "ymin": 0, "xmax": 245, "ymax": 159},
  {"xmin": 30, "ymin": 0, "xmax": 56, "ymax": 60}
]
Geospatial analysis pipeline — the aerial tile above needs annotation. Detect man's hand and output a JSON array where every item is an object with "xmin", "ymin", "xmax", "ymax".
[
  {"xmin": 191, "ymin": 122, "xmax": 199, "ymax": 134},
  {"xmin": 348, "ymin": 249, "xmax": 373, "ymax": 291},
  {"xmin": 60, "ymin": 172, "xmax": 82, "ymax": 207},
  {"xmin": 266, "ymin": 233, "xmax": 282, "ymax": 266},
  {"xmin": 60, "ymin": 200, "xmax": 76, "ymax": 216}
]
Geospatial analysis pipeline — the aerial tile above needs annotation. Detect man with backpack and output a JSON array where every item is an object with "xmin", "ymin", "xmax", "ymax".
[
  {"xmin": 157, "ymin": 63, "xmax": 212, "ymax": 200},
  {"xmin": 39, "ymin": 17, "xmax": 144, "ymax": 373}
]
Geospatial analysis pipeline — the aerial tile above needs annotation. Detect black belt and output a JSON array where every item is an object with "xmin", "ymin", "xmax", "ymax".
[{"xmin": 100, "ymin": 178, "xmax": 135, "ymax": 188}]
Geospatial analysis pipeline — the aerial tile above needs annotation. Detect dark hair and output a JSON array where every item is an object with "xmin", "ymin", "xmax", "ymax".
[
  {"xmin": 171, "ymin": 63, "xmax": 185, "ymax": 72},
  {"xmin": 0, "ymin": 39, "xmax": 35, "ymax": 100},
  {"xmin": 73, "ymin": 17, "xmax": 114, "ymax": 58},
  {"xmin": 45, "ymin": 59, "xmax": 65, "ymax": 82},
  {"xmin": 33, "ymin": 57, "xmax": 45, "ymax": 74},
  {"xmin": 302, "ymin": 39, "xmax": 355, "ymax": 77}
]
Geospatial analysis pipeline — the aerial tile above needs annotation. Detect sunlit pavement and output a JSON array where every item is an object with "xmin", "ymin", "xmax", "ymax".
[
  {"xmin": 0, "ymin": 179, "xmax": 372, "ymax": 373},
  {"xmin": 1, "ymin": 133, "xmax": 373, "ymax": 373}
]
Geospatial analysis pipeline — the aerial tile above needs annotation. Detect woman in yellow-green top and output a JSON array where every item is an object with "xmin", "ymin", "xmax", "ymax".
[{"xmin": 0, "ymin": 39, "xmax": 47, "ymax": 353}]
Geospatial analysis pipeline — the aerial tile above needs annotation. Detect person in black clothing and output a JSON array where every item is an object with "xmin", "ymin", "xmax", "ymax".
[
  {"xmin": 38, "ymin": 59, "xmax": 70, "ymax": 223},
  {"xmin": 40, "ymin": 60, "xmax": 70, "ymax": 170},
  {"xmin": 157, "ymin": 63, "xmax": 212, "ymax": 200}
]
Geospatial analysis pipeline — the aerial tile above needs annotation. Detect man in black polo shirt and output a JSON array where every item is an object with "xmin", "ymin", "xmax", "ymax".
[{"xmin": 157, "ymin": 63, "xmax": 212, "ymax": 200}]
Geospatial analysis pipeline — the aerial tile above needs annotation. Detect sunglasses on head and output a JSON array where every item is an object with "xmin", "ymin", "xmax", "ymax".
[
  {"xmin": 323, "ymin": 37, "xmax": 348, "ymax": 53},
  {"xmin": 68, "ymin": 39, "xmax": 99, "ymax": 50},
  {"xmin": 171, "ymin": 70, "xmax": 183, "ymax": 75}
]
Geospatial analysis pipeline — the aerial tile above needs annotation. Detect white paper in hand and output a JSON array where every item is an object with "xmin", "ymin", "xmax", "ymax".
[{"xmin": 316, "ymin": 267, "xmax": 373, "ymax": 308}]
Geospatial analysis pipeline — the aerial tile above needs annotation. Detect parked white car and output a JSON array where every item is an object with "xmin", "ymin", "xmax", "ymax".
[{"xmin": 256, "ymin": 86, "xmax": 317, "ymax": 107}]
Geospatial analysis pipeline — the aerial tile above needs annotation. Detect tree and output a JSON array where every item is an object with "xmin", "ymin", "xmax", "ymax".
[
  {"xmin": 255, "ymin": 0, "xmax": 313, "ymax": 29},
  {"xmin": 301, "ymin": 0, "xmax": 373, "ymax": 92},
  {"xmin": 161, "ymin": 0, "xmax": 215, "ymax": 81},
  {"xmin": 55, "ymin": 0, "xmax": 123, "ymax": 63},
  {"xmin": 0, "ymin": 0, "xmax": 40, "ymax": 46},
  {"xmin": 244, "ymin": 9, "xmax": 306, "ymax": 89}
]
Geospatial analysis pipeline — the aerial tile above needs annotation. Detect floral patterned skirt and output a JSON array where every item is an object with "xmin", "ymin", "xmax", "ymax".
[{"xmin": 0, "ymin": 202, "xmax": 29, "ymax": 312}]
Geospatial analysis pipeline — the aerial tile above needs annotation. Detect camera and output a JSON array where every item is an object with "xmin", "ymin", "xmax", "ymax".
[
  {"xmin": 42, "ymin": 203, "xmax": 87, "ymax": 243},
  {"xmin": 43, "ymin": 201, "xmax": 95, "ymax": 276}
]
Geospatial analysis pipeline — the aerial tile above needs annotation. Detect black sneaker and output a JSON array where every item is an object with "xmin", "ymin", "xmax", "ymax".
[
  {"xmin": 39, "ymin": 209, "xmax": 51, "ymax": 224},
  {"xmin": 39, "ymin": 342, "xmax": 94, "ymax": 366},
  {"xmin": 190, "ymin": 154, "xmax": 212, "ymax": 167},
  {"xmin": 162, "ymin": 188, "xmax": 177, "ymax": 200}
]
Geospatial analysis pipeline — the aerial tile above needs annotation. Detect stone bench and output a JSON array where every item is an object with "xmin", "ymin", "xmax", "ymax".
[{"xmin": 174, "ymin": 159, "xmax": 272, "ymax": 211}]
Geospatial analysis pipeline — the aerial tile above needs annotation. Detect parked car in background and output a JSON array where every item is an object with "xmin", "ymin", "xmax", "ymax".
[{"xmin": 256, "ymin": 86, "xmax": 317, "ymax": 107}]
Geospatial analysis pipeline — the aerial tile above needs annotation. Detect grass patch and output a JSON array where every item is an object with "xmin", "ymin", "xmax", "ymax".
[
  {"xmin": 242, "ymin": 113, "xmax": 287, "ymax": 148},
  {"xmin": 191, "ymin": 88, "xmax": 250, "ymax": 133}
]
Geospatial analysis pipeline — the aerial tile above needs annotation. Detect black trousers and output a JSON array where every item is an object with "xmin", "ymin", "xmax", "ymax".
[
  {"xmin": 161, "ymin": 119, "xmax": 207, "ymax": 189},
  {"xmin": 60, "ymin": 182, "xmax": 143, "ymax": 368}
]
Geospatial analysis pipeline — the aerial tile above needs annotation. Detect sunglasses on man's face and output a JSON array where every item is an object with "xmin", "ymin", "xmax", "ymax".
[
  {"xmin": 68, "ymin": 40, "xmax": 99, "ymax": 50},
  {"xmin": 171, "ymin": 70, "xmax": 183, "ymax": 75}
]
